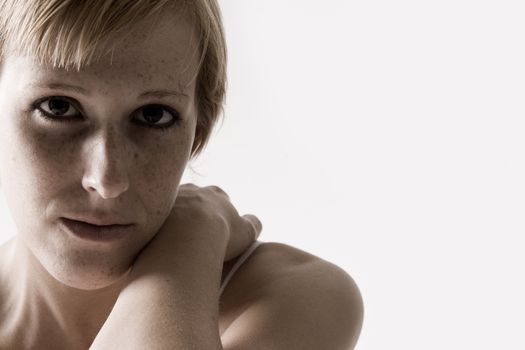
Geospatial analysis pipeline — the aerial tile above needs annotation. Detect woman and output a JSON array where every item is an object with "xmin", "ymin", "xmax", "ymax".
[{"xmin": 0, "ymin": 0, "xmax": 363, "ymax": 349}]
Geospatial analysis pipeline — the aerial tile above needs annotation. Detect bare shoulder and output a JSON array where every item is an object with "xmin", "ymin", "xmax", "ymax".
[
  {"xmin": 219, "ymin": 241, "xmax": 363, "ymax": 341},
  {"xmin": 220, "ymin": 242, "xmax": 318, "ymax": 300},
  {"xmin": 221, "ymin": 241, "xmax": 357, "ymax": 293}
]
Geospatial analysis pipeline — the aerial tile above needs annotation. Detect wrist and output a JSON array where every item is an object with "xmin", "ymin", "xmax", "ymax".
[
  {"xmin": 126, "ymin": 228, "xmax": 225, "ymax": 294},
  {"xmin": 129, "ymin": 223, "xmax": 227, "ymax": 279}
]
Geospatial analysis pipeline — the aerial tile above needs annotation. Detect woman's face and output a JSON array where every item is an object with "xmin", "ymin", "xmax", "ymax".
[{"xmin": 0, "ymin": 12, "xmax": 200, "ymax": 290}]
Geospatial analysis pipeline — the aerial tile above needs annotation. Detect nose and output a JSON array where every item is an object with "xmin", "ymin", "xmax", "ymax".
[{"xmin": 81, "ymin": 128, "xmax": 131, "ymax": 199}]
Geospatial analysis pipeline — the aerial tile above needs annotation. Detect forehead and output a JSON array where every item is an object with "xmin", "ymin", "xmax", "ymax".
[{"xmin": 1, "ymin": 11, "xmax": 200, "ymax": 95}]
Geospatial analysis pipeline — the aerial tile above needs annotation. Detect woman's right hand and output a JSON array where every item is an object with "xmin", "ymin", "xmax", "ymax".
[{"xmin": 129, "ymin": 183, "xmax": 262, "ymax": 277}]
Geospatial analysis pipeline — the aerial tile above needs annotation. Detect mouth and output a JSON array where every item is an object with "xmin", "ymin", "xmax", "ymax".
[{"xmin": 59, "ymin": 218, "xmax": 134, "ymax": 243}]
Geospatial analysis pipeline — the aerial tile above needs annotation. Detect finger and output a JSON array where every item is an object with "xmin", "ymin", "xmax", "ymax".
[
  {"xmin": 224, "ymin": 215, "xmax": 263, "ymax": 261},
  {"xmin": 242, "ymin": 214, "xmax": 262, "ymax": 240},
  {"xmin": 179, "ymin": 183, "xmax": 199, "ymax": 190},
  {"xmin": 206, "ymin": 185, "xmax": 229, "ymax": 198}
]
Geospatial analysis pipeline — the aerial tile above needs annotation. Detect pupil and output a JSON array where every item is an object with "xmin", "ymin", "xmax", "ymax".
[
  {"xmin": 143, "ymin": 106, "xmax": 163, "ymax": 123},
  {"xmin": 49, "ymin": 99, "xmax": 69, "ymax": 115}
]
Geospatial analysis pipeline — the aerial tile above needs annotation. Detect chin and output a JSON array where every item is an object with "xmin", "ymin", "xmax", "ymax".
[
  {"xmin": 17, "ymin": 225, "xmax": 142, "ymax": 291},
  {"xmin": 38, "ymin": 248, "xmax": 133, "ymax": 291}
]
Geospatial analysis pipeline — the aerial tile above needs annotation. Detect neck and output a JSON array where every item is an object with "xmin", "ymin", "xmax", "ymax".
[{"xmin": 1, "ymin": 237, "xmax": 130, "ymax": 348}]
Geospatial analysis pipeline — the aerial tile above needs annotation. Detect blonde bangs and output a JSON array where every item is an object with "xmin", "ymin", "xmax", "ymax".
[
  {"xmin": 0, "ymin": 0, "xmax": 187, "ymax": 71},
  {"xmin": 0, "ymin": 0, "xmax": 227, "ymax": 159}
]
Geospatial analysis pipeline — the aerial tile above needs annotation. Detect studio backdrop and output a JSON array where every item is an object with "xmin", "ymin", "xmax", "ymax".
[{"xmin": 1, "ymin": 1, "xmax": 524, "ymax": 349}]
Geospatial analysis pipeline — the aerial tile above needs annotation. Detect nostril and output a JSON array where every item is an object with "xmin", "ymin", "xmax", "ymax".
[{"xmin": 81, "ymin": 175, "xmax": 130, "ymax": 199}]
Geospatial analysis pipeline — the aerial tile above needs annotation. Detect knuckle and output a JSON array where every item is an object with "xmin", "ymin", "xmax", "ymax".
[
  {"xmin": 245, "ymin": 214, "xmax": 262, "ymax": 236},
  {"xmin": 180, "ymin": 183, "xmax": 199, "ymax": 191},
  {"xmin": 253, "ymin": 217, "xmax": 263, "ymax": 234},
  {"xmin": 207, "ymin": 185, "xmax": 229, "ymax": 197}
]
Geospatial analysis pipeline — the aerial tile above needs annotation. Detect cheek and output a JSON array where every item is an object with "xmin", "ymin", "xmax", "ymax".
[
  {"xmin": 14, "ymin": 123, "xmax": 193, "ymax": 186},
  {"xmin": 0, "ymin": 129, "xmax": 62, "ymax": 235},
  {"xmin": 12, "ymin": 129, "xmax": 76, "ymax": 194},
  {"xmin": 138, "ymin": 132, "xmax": 193, "ymax": 215},
  {"xmin": 1, "ymin": 126, "xmax": 62, "ymax": 190},
  {"xmin": 140, "ymin": 119, "xmax": 195, "ymax": 179},
  {"xmin": 0, "ymin": 120, "xmax": 194, "ymax": 223}
]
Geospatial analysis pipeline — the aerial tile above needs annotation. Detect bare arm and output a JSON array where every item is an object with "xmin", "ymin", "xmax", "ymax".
[
  {"xmin": 88, "ymin": 184, "xmax": 363, "ymax": 349},
  {"xmin": 90, "ymin": 228, "xmax": 225, "ymax": 350},
  {"xmin": 89, "ymin": 184, "xmax": 260, "ymax": 349}
]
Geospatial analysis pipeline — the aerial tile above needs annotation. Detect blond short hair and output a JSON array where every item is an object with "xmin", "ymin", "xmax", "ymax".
[{"xmin": 0, "ymin": 0, "xmax": 227, "ymax": 159}]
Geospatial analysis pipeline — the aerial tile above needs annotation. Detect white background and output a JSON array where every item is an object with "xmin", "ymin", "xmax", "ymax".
[{"xmin": 1, "ymin": 1, "xmax": 524, "ymax": 349}]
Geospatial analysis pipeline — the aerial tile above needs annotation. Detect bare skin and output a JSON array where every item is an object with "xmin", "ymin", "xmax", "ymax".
[
  {"xmin": 0, "ymin": 235, "xmax": 278, "ymax": 349},
  {"xmin": 0, "ymin": 6, "xmax": 363, "ymax": 350},
  {"xmin": 0, "ymin": 8, "xmax": 259, "ymax": 349},
  {"xmin": 0, "ymin": 182, "xmax": 359, "ymax": 349},
  {"xmin": 0, "ymin": 183, "xmax": 319, "ymax": 349},
  {"xmin": 0, "ymin": 230, "xmax": 324, "ymax": 350}
]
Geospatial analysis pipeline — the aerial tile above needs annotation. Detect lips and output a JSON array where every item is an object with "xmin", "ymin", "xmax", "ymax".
[
  {"xmin": 62, "ymin": 214, "xmax": 133, "ymax": 226},
  {"xmin": 59, "ymin": 217, "xmax": 134, "ymax": 243}
]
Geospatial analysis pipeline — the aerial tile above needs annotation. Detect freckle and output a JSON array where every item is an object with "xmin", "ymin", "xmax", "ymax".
[
  {"xmin": 71, "ymin": 130, "xmax": 83, "ymax": 139},
  {"xmin": 37, "ymin": 132, "xmax": 48, "ymax": 141},
  {"xmin": 134, "ymin": 152, "xmax": 138, "ymax": 159}
]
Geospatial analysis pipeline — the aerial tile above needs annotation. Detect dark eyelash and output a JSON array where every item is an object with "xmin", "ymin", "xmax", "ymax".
[{"xmin": 30, "ymin": 96, "xmax": 182, "ymax": 131}]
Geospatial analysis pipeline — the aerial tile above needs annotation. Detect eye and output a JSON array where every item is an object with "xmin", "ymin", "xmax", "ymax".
[
  {"xmin": 32, "ymin": 96, "xmax": 182, "ymax": 130},
  {"xmin": 134, "ymin": 104, "xmax": 181, "ymax": 129},
  {"xmin": 36, "ymin": 96, "xmax": 80, "ymax": 120}
]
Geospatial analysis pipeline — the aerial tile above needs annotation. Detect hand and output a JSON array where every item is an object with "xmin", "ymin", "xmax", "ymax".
[
  {"xmin": 129, "ymin": 183, "xmax": 262, "ymax": 276},
  {"xmin": 92, "ymin": 184, "xmax": 259, "ymax": 349}
]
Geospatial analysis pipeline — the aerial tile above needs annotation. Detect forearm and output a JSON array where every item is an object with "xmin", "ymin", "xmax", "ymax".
[{"xmin": 90, "ymin": 233, "xmax": 226, "ymax": 350}]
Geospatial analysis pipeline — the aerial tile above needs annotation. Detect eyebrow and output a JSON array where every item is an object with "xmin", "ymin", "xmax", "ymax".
[{"xmin": 29, "ymin": 82, "xmax": 189, "ymax": 100}]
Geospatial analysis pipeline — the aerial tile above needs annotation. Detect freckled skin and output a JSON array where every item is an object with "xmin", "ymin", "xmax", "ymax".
[{"xmin": 0, "ymin": 10, "xmax": 202, "ymax": 349}]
